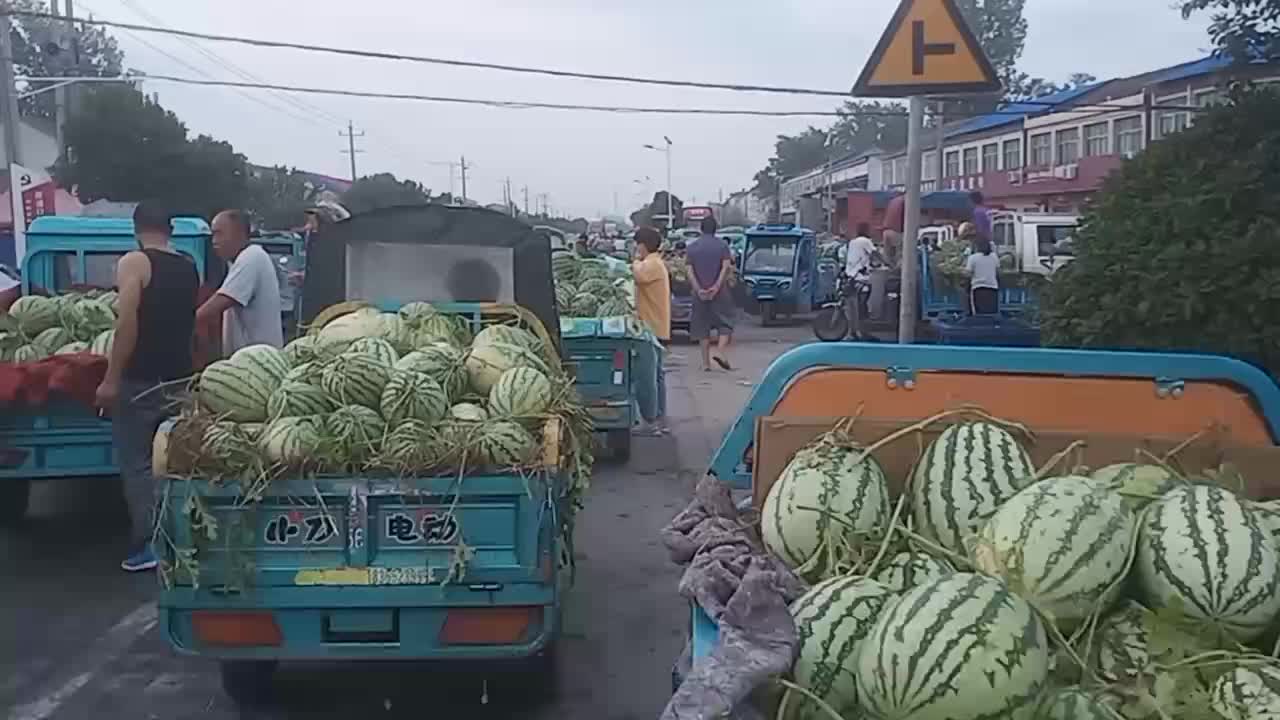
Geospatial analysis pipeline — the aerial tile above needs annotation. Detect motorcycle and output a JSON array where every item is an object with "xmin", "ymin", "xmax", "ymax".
[{"xmin": 812, "ymin": 272, "xmax": 879, "ymax": 342}]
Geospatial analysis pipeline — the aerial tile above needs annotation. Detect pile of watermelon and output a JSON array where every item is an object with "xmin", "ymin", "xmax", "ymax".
[
  {"xmin": 763, "ymin": 420, "xmax": 1280, "ymax": 720},
  {"xmin": 185, "ymin": 302, "xmax": 581, "ymax": 477},
  {"xmin": 551, "ymin": 252, "xmax": 636, "ymax": 319},
  {"xmin": 0, "ymin": 292, "xmax": 118, "ymax": 362}
]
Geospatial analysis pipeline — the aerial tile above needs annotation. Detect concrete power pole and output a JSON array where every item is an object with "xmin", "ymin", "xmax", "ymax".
[
  {"xmin": 522, "ymin": 185, "xmax": 529, "ymax": 215},
  {"xmin": 339, "ymin": 121, "xmax": 364, "ymax": 182},
  {"xmin": 0, "ymin": 9, "xmax": 22, "ymax": 168},
  {"xmin": 459, "ymin": 155, "xmax": 468, "ymax": 203}
]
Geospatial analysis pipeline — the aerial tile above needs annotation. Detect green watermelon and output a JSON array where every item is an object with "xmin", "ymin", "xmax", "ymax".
[
  {"xmin": 199, "ymin": 359, "xmax": 272, "ymax": 422},
  {"xmin": 260, "ymin": 416, "xmax": 323, "ymax": 466},
  {"xmin": 267, "ymin": 381, "xmax": 335, "ymax": 418},
  {"xmin": 321, "ymin": 352, "xmax": 392, "ymax": 410},
  {"xmin": 873, "ymin": 551, "xmax": 955, "ymax": 593},
  {"xmin": 488, "ymin": 366, "xmax": 554, "ymax": 418},
  {"xmin": 788, "ymin": 577, "xmax": 893, "ymax": 720},
  {"xmin": 380, "ymin": 369, "xmax": 448, "ymax": 425}
]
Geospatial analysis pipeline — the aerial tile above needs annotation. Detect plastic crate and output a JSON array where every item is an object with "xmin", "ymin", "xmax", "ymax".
[{"xmin": 929, "ymin": 315, "xmax": 1041, "ymax": 347}]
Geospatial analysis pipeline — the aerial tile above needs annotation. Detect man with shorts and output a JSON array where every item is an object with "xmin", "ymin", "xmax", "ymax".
[{"xmin": 686, "ymin": 216, "xmax": 734, "ymax": 371}]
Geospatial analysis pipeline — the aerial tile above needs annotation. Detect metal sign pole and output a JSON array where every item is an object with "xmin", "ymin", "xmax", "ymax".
[{"xmin": 897, "ymin": 96, "xmax": 925, "ymax": 343}]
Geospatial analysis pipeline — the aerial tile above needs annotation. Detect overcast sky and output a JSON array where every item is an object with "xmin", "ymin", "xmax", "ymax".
[{"xmin": 80, "ymin": 0, "xmax": 1213, "ymax": 218}]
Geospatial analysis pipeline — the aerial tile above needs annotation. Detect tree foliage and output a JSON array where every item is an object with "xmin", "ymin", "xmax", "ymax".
[
  {"xmin": 246, "ymin": 166, "xmax": 325, "ymax": 230},
  {"xmin": 1042, "ymin": 89, "xmax": 1280, "ymax": 374},
  {"xmin": 54, "ymin": 85, "xmax": 248, "ymax": 219},
  {"xmin": 8, "ymin": 0, "xmax": 124, "ymax": 119},
  {"xmin": 340, "ymin": 173, "xmax": 431, "ymax": 215},
  {"xmin": 629, "ymin": 191, "xmax": 684, "ymax": 228},
  {"xmin": 1181, "ymin": 0, "xmax": 1280, "ymax": 59}
]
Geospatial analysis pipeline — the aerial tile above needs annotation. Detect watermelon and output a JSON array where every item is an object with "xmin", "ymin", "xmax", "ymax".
[
  {"xmin": 570, "ymin": 294, "xmax": 600, "ymax": 317},
  {"xmin": 260, "ymin": 416, "xmax": 323, "ymax": 466},
  {"xmin": 321, "ymin": 352, "xmax": 392, "ymax": 410},
  {"xmin": 466, "ymin": 341, "xmax": 549, "ymax": 395},
  {"xmin": 1136, "ymin": 484, "xmax": 1280, "ymax": 640},
  {"xmin": 202, "ymin": 421, "xmax": 261, "ymax": 464},
  {"xmin": 13, "ymin": 344, "xmax": 49, "ymax": 363},
  {"xmin": 380, "ymin": 369, "xmax": 448, "ymax": 426},
  {"xmin": 67, "ymin": 298, "xmax": 115, "ymax": 339},
  {"xmin": 199, "ymin": 359, "xmax": 271, "ymax": 422},
  {"xmin": 596, "ymin": 298, "xmax": 632, "ymax": 317},
  {"xmin": 1210, "ymin": 665, "xmax": 1280, "ymax": 719},
  {"xmin": 761, "ymin": 438, "xmax": 889, "ymax": 581},
  {"xmin": 912, "ymin": 421, "xmax": 1035, "ymax": 555},
  {"xmin": 788, "ymin": 577, "xmax": 893, "ymax": 720},
  {"xmin": 324, "ymin": 404, "xmax": 386, "ymax": 465},
  {"xmin": 346, "ymin": 336, "xmax": 399, "ymax": 367},
  {"xmin": 488, "ymin": 366, "xmax": 554, "ymax": 418},
  {"xmin": 9, "ymin": 296, "xmax": 60, "ymax": 335},
  {"xmin": 267, "ymin": 381, "xmax": 335, "ymax": 418},
  {"xmin": 1092, "ymin": 463, "xmax": 1182, "ymax": 511},
  {"xmin": 971, "ymin": 475, "xmax": 1134, "ymax": 628},
  {"xmin": 373, "ymin": 312, "xmax": 414, "ymax": 353},
  {"xmin": 283, "ymin": 361, "xmax": 319, "ymax": 384},
  {"xmin": 554, "ymin": 284, "xmax": 575, "ymax": 311},
  {"xmin": 396, "ymin": 344, "xmax": 466, "ymax": 398},
  {"xmin": 315, "ymin": 307, "xmax": 382, "ymax": 355},
  {"xmin": 32, "ymin": 327, "xmax": 74, "ymax": 353},
  {"xmin": 475, "ymin": 420, "xmax": 538, "ymax": 468},
  {"xmin": 473, "ymin": 324, "xmax": 539, "ymax": 351},
  {"xmin": 397, "ymin": 301, "xmax": 437, "ymax": 327},
  {"xmin": 1089, "ymin": 600, "xmax": 1212, "ymax": 685},
  {"xmin": 90, "ymin": 329, "xmax": 115, "ymax": 356},
  {"xmin": 413, "ymin": 311, "xmax": 471, "ymax": 347},
  {"xmin": 449, "ymin": 402, "xmax": 488, "ymax": 422},
  {"xmin": 281, "ymin": 335, "xmax": 322, "ymax": 368},
  {"xmin": 54, "ymin": 341, "xmax": 90, "ymax": 355},
  {"xmin": 379, "ymin": 418, "xmax": 441, "ymax": 471},
  {"xmin": 1037, "ymin": 687, "xmax": 1118, "ymax": 720},
  {"xmin": 229, "ymin": 344, "xmax": 290, "ymax": 388},
  {"xmin": 856, "ymin": 573, "xmax": 1050, "ymax": 720},
  {"xmin": 873, "ymin": 551, "xmax": 955, "ymax": 593},
  {"xmin": 1252, "ymin": 499, "xmax": 1280, "ymax": 547}
]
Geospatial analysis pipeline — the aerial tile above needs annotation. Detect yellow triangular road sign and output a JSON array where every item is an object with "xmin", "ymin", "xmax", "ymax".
[{"xmin": 853, "ymin": 0, "xmax": 1001, "ymax": 97}]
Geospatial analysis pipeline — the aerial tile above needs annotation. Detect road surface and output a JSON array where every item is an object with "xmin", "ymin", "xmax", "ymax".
[{"xmin": 2, "ymin": 322, "xmax": 813, "ymax": 720}]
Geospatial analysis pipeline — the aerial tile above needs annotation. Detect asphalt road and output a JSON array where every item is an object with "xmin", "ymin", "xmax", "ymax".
[{"xmin": 1, "ymin": 321, "xmax": 813, "ymax": 720}]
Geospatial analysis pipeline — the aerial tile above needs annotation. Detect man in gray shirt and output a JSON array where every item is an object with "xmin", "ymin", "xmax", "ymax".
[
  {"xmin": 687, "ymin": 216, "xmax": 734, "ymax": 372},
  {"xmin": 197, "ymin": 209, "xmax": 284, "ymax": 355}
]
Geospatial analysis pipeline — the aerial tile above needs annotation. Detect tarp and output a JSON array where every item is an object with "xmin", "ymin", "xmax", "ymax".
[
  {"xmin": 661, "ymin": 476, "xmax": 805, "ymax": 720},
  {"xmin": 0, "ymin": 354, "xmax": 107, "ymax": 410}
]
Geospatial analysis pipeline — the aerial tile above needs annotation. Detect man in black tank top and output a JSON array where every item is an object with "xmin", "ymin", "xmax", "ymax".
[{"xmin": 95, "ymin": 202, "xmax": 199, "ymax": 572}]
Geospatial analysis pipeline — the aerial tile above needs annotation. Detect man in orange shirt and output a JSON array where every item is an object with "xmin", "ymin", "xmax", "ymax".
[{"xmin": 631, "ymin": 226, "xmax": 670, "ymax": 435}]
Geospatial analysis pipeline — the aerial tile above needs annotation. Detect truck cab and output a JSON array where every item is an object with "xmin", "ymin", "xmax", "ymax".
[{"xmin": 992, "ymin": 211, "xmax": 1079, "ymax": 276}]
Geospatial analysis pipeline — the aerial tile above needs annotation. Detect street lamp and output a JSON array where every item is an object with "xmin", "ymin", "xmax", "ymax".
[{"xmin": 642, "ymin": 137, "xmax": 673, "ymax": 229}]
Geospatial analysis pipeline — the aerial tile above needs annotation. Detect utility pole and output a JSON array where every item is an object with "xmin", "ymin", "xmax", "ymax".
[
  {"xmin": 0, "ymin": 8, "xmax": 22, "ymax": 169},
  {"xmin": 522, "ymin": 185, "xmax": 529, "ymax": 215},
  {"xmin": 50, "ymin": 0, "xmax": 66, "ymax": 155},
  {"xmin": 505, "ymin": 176, "xmax": 513, "ymax": 215},
  {"xmin": 459, "ymin": 155, "xmax": 468, "ymax": 203},
  {"xmin": 934, "ymin": 101, "xmax": 945, "ymax": 191},
  {"xmin": 339, "ymin": 121, "xmax": 364, "ymax": 182},
  {"xmin": 898, "ymin": 97, "xmax": 925, "ymax": 344}
]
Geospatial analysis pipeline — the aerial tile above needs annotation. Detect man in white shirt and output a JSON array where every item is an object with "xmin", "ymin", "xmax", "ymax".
[
  {"xmin": 196, "ymin": 209, "xmax": 284, "ymax": 355},
  {"xmin": 843, "ymin": 222, "xmax": 882, "ymax": 340}
]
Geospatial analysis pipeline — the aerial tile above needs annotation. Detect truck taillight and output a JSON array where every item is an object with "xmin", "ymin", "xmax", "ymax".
[
  {"xmin": 192, "ymin": 611, "xmax": 282, "ymax": 647},
  {"xmin": 439, "ymin": 607, "xmax": 537, "ymax": 645},
  {"xmin": 612, "ymin": 350, "xmax": 626, "ymax": 370}
]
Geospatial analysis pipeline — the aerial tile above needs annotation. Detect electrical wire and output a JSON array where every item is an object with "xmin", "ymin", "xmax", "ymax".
[{"xmin": 2, "ymin": 8, "xmax": 1206, "ymax": 113}]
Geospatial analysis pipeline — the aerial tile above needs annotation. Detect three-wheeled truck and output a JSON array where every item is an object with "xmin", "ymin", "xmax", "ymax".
[
  {"xmin": 0, "ymin": 216, "xmax": 217, "ymax": 523},
  {"xmin": 666, "ymin": 342, "xmax": 1280, "ymax": 715},
  {"xmin": 152, "ymin": 205, "xmax": 572, "ymax": 704}
]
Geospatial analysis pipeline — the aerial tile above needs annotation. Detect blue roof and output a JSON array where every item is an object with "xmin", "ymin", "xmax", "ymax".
[
  {"xmin": 1142, "ymin": 55, "xmax": 1232, "ymax": 84},
  {"xmin": 27, "ymin": 216, "xmax": 211, "ymax": 236},
  {"xmin": 942, "ymin": 83, "xmax": 1103, "ymax": 139}
]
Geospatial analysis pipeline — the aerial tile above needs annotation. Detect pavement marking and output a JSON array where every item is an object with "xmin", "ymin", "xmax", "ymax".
[{"xmin": 8, "ymin": 602, "xmax": 158, "ymax": 720}]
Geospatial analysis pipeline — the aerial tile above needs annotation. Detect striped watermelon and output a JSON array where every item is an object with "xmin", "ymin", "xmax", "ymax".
[
  {"xmin": 374, "ymin": 312, "xmax": 415, "ymax": 354},
  {"xmin": 476, "ymin": 420, "xmax": 538, "ymax": 468},
  {"xmin": 488, "ymin": 366, "xmax": 554, "ymax": 418},
  {"xmin": 972, "ymin": 475, "xmax": 1134, "ymax": 628},
  {"xmin": 199, "ymin": 360, "xmax": 271, "ymax": 422},
  {"xmin": 321, "ymin": 352, "xmax": 392, "ymax": 410},
  {"xmin": 1252, "ymin": 499, "xmax": 1280, "ymax": 547},
  {"xmin": 315, "ymin": 308, "xmax": 382, "ymax": 356},
  {"xmin": 229, "ymin": 344, "xmax": 290, "ymax": 388},
  {"xmin": 873, "ymin": 551, "xmax": 955, "ymax": 594},
  {"xmin": 1211, "ymin": 665, "xmax": 1280, "ymax": 719},
  {"xmin": 9, "ymin": 296, "xmax": 60, "ymax": 335},
  {"xmin": 449, "ymin": 402, "xmax": 488, "ymax": 422},
  {"xmin": 324, "ymin": 404, "xmax": 386, "ymax": 465},
  {"xmin": 346, "ymin": 337, "xmax": 400, "ymax": 367},
  {"xmin": 65, "ymin": 298, "xmax": 115, "ymax": 339},
  {"xmin": 55, "ymin": 341, "xmax": 90, "ymax": 355},
  {"xmin": 378, "ymin": 419, "xmax": 442, "ymax": 472},
  {"xmin": 1136, "ymin": 484, "xmax": 1280, "ymax": 641},
  {"xmin": 32, "ymin": 327, "xmax": 74, "ymax": 353},
  {"xmin": 202, "ymin": 421, "xmax": 260, "ymax": 464},
  {"xmin": 1037, "ymin": 687, "xmax": 1118, "ymax": 720},
  {"xmin": 788, "ymin": 577, "xmax": 893, "ymax": 720},
  {"xmin": 761, "ymin": 439, "xmax": 889, "ymax": 581},
  {"xmin": 597, "ymin": 298, "xmax": 633, "ymax": 317},
  {"xmin": 855, "ymin": 573, "xmax": 1050, "ymax": 720},
  {"xmin": 571, "ymin": 293, "xmax": 600, "ymax": 317},
  {"xmin": 90, "ymin": 329, "xmax": 115, "ymax": 356},
  {"xmin": 13, "ymin": 344, "xmax": 50, "ymax": 363},
  {"xmin": 466, "ymin": 341, "xmax": 550, "ymax": 395},
  {"xmin": 267, "ymin": 381, "xmax": 335, "ymax": 418},
  {"xmin": 380, "ymin": 369, "xmax": 448, "ymax": 425},
  {"xmin": 1092, "ymin": 463, "xmax": 1182, "ymax": 511},
  {"xmin": 912, "ymin": 421, "xmax": 1035, "ymax": 556},
  {"xmin": 397, "ymin": 301, "xmax": 437, "ymax": 327},
  {"xmin": 281, "ymin": 335, "xmax": 322, "ymax": 368},
  {"xmin": 555, "ymin": 284, "xmax": 575, "ymax": 311},
  {"xmin": 473, "ymin": 324, "xmax": 539, "ymax": 351},
  {"xmin": 283, "ymin": 361, "xmax": 318, "ymax": 384},
  {"xmin": 397, "ymin": 343, "xmax": 467, "ymax": 398},
  {"xmin": 260, "ymin": 416, "xmax": 323, "ymax": 465},
  {"xmin": 1089, "ymin": 600, "xmax": 1214, "ymax": 685}
]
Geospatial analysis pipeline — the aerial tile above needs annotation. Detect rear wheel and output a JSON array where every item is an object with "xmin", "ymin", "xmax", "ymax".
[
  {"xmin": 812, "ymin": 307, "xmax": 847, "ymax": 342},
  {"xmin": 606, "ymin": 430, "xmax": 632, "ymax": 462},
  {"xmin": 0, "ymin": 480, "xmax": 31, "ymax": 525},
  {"xmin": 219, "ymin": 660, "xmax": 278, "ymax": 707}
]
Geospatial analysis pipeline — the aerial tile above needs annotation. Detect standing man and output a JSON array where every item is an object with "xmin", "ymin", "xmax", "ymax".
[
  {"xmin": 844, "ymin": 222, "xmax": 883, "ymax": 340},
  {"xmin": 95, "ymin": 202, "xmax": 199, "ymax": 572},
  {"xmin": 882, "ymin": 193, "xmax": 906, "ymax": 267},
  {"xmin": 631, "ymin": 226, "xmax": 670, "ymax": 435},
  {"xmin": 970, "ymin": 191, "xmax": 992, "ymax": 244},
  {"xmin": 687, "ymin": 216, "xmax": 734, "ymax": 372},
  {"xmin": 197, "ymin": 209, "xmax": 284, "ymax": 355}
]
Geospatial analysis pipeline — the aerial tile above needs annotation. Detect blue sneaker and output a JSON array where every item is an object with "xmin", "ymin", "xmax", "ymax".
[{"xmin": 121, "ymin": 547, "xmax": 158, "ymax": 572}]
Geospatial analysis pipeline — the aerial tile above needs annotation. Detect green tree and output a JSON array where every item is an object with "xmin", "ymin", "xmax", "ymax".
[
  {"xmin": 246, "ymin": 166, "xmax": 323, "ymax": 230},
  {"xmin": 340, "ymin": 173, "xmax": 431, "ymax": 214},
  {"xmin": 9, "ymin": 0, "xmax": 124, "ymax": 119},
  {"xmin": 53, "ymin": 85, "xmax": 247, "ymax": 218},
  {"xmin": 954, "ymin": 0, "xmax": 1028, "ymax": 92},
  {"xmin": 1042, "ymin": 89, "xmax": 1280, "ymax": 374},
  {"xmin": 1181, "ymin": 0, "xmax": 1280, "ymax": 59}
]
